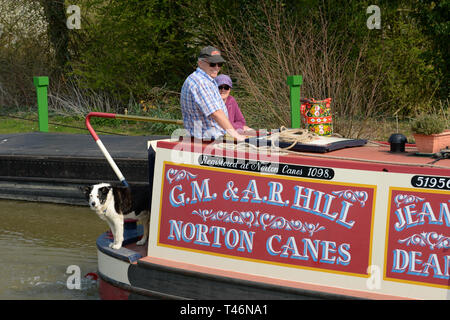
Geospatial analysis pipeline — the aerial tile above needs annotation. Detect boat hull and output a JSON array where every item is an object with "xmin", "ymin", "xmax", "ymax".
[
  {"xmin": 96, "ymin": 231, "xmax": 360, "ymax": 300},
  {"xmin": 98, "ymin": 139, "xmax": 450, "ymax": 300}
]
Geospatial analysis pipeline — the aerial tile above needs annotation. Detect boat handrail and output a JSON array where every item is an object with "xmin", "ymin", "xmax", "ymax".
[{"xmin": 85, "ymin": 111, "xmax": 183, "ymax": 186}]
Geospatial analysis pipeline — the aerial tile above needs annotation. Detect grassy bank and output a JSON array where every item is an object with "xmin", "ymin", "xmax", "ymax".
[
  {"xmin": 0, "ymin": 108, "xmax": 418, "ymax": 143},
  {"xmin": 0, "ymin": 108, "xmax": 182, "ymax": 136}
]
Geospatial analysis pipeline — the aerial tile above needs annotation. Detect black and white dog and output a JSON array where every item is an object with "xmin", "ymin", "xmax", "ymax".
[{"xmin": 84, "ymin": 183, "xmax": 150, "ymax": 250}]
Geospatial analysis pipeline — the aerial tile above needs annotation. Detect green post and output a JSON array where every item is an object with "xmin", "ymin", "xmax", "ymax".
[
  {"xmin": 33, "ymin": 76, "xmax": 49, "ymax": 132},
  {"xmin": 286, "ymin": 75, "xmax": 302, "ymax": 128}
]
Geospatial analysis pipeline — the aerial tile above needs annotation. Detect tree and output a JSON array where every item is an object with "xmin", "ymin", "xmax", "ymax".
[{"xmin": 40, "ymin": 0, "xmax": 69, "ymax": 72}]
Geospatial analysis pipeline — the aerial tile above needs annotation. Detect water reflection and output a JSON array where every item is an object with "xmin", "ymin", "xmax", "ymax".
[{"xmin": 0, "ymin": 199, "xmax": 107, "ymax": 299}]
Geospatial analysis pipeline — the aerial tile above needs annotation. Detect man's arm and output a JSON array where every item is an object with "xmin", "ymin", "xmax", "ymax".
[{"xmin": 210, "ymin": 109, "xmax": 246, "ymax": 141}]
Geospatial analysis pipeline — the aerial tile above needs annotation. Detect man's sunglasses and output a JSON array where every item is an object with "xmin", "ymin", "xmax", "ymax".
[
  {"xmin": 208, "ymin": 62, "xmax": 223, "ymax": 67},
  {"xmin": 218, "ymin": 85, "xmax": 230, "ymax": 91}
]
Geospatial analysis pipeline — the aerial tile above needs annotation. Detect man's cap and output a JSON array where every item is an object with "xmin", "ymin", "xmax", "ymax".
[
  {"xmin": 199, "ymin": 46, "xmax": 226, "ymax": 64},
  {"xmin": 215, "ymin": 74, "xmax": 232, "ymax": 88}
]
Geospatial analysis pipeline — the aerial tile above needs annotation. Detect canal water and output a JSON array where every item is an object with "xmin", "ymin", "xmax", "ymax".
[{"xmin": 0, "ymin": 199, "xmax": 107, "ymax": 299}]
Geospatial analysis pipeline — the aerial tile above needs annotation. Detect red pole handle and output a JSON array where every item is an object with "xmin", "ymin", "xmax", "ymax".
[{"xmin": 85, "ymin": 112, "xmax": 117, "ymax": 141}]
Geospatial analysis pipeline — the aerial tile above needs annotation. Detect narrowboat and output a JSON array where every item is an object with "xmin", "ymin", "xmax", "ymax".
[{"xmin": 93, "ymin": 125, "xmax": 450, "ymax": 300}]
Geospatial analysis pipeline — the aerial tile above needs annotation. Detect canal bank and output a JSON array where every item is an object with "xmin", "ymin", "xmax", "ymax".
[{"xmin": 0, "ymin": 132, "xmax": 167, "ymax": 205}]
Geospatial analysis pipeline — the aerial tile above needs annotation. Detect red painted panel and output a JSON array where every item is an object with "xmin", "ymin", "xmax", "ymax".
[
  {"xmin": 157, "ymin": 162, "xmax": 376, "ymax": 277},
  {"xmin": 385, "ymin": 188, "xmax": 450, "ymax": 288}
]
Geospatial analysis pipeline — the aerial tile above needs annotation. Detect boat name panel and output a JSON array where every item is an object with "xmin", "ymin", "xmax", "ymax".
[
  {"xmin": 159, "ymin": 162, "xmax": 375, "ymax": 277},
  {"xmin": 198, "ymin": 155, "xmax": 335, "ymax": 180},
  {"xmin": 385, "ymin": 187, "xmax": 450, "ymax": 288}
]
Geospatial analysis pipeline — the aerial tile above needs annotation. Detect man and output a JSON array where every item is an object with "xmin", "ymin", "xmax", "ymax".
[{"xmin": 180, "ymin": 46, "xmax": 246, "ymax": 141}]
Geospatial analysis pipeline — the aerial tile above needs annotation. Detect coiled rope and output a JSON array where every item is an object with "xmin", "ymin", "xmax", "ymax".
[
  {"xmin": 216, "ymin": 127, "xmax": 318, "ymax": 155},
  {"xmin": 267, "ymin": 126, "xmax": 318, "ymax": 149}
]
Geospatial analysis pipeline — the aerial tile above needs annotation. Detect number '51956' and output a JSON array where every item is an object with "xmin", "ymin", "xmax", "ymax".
[{"xmin": 411, "ymin": 175, "xmax": 450, "ymax": 190}]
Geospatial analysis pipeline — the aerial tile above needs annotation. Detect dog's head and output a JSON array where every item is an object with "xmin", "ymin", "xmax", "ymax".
[{"xmin": 83, "ymin": 183, "xmax": 113, "ymax": 211}]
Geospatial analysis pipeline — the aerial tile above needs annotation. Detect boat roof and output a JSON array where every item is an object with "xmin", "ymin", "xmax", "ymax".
[{"xmin": 157, "ymin": 139, "xmax": 450, "ymax": 176}]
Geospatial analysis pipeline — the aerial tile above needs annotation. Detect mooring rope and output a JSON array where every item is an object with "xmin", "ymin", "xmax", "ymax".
[
  {"xmin": 215, "ymin": 127, "xmax": 318, "ymax": 155},
  {"xmin": 212, "ymin": 141, "xmax": 289, "ymax": 155},
  {"xmin": 266, "ymin": 126, "xmax": 318, "ymax": 149}
]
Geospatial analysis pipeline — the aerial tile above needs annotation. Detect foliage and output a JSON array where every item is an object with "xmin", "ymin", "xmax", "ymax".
[
  {"xmin": 363, "ymin": 1, "xmax": 443, "ymax": 116},
  {"xmin": 0, "ymin": 0, "xmax": 447, "ymax": 137},
  {"xmin": 412, "ymin": 0, "xmax": 450, "ymax": 100},
  {"xmin": 0, "ymin": 0, "xmax": 53, "ymax": 107},
  {"xmin": 70, "ymin": 0, "xmax": 197, "ymax": 101},
  {"xmin": 411, "ymin": 113, "xmax": 446, "ymax": 135}
]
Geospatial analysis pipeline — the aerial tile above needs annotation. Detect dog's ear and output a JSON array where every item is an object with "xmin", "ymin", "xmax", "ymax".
[
  {"xmin": 99, "ymin": 186, "xmax": 111, "ymax": 196},
  {"xmin": 82, "ymin": 186, "xmax": 92, "ymax": 199},
  {"xmin": 113, "ymin": 186, "xmax": 132, "ymax": 214}
]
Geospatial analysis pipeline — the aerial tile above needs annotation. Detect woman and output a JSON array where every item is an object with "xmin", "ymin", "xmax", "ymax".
[{"xmin": 215, "ymin": 74, "xmax": 251, "ymax": 132}]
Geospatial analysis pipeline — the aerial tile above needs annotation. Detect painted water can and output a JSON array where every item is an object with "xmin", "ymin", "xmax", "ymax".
[{"xmin": 300, "ymin": 98, "xmax": 333, "ymax": 136}]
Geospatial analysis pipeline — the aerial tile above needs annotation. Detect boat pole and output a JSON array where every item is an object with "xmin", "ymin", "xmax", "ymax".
[{"xmin": 85, "ymin": 111, "xmax": 183, "ymax": 187}]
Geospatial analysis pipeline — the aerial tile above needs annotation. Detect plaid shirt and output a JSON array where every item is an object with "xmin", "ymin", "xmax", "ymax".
[{"xmin": 180, "ymin": 68, "xmax": 228, "ymax": 139}]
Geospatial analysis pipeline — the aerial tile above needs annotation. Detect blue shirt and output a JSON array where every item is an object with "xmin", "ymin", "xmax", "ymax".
[{"xmin": 180, "ymin": 68, "xmax": 228, "ymax": 139}]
